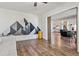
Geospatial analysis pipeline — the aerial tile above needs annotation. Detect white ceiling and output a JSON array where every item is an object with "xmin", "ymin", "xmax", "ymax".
[
  {"xmin": 0, "ymin": 2, "xmax": 68, "ymax": 15},
  {"xmin": 51, "ymin": 7, "xmax": 77, "ymax": 20}
]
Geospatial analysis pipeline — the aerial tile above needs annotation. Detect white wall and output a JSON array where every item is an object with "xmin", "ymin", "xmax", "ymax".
[
  {"xmin": 0, "ymin": 8, "xmax": 39, "ymax": 40},
  {"xmin": 38, "ymin": 15, "xmax": 47, "ymax": 39},
  {"xmin": 0, "ymin": 8, "xmax": 38, "ymax": 34}
]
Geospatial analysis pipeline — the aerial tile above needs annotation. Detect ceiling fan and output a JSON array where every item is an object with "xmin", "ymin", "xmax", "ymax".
[{"xmin": 34, "ymin": 2, "xmax": 48, "ymax": 7}]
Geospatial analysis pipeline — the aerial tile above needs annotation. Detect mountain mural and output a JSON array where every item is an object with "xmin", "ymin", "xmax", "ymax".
[{"xmin": 2, "ymin": 18, "xmax": 41, "ymax": 36}]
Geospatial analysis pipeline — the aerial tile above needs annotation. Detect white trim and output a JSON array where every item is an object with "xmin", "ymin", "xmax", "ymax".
[
  {"xmin": 15, "ymin": 34, "xmax": 38, "ymax": 41},
  {"xmin": 0, "ymin": 34, "xmax": 38, "ymax": 41}
]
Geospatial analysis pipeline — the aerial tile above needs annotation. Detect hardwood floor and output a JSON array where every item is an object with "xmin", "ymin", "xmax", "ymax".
[
  {"xmin": 16, "ymin": 38, "xmax": 79, "ymax": 56},
  {"xmin": 52, "ymin": 32, "xmax": 77, "ymax": 49}
]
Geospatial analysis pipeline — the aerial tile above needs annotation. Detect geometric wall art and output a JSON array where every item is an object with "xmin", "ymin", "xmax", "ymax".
[{"xmin": 2, "ymin": 18, "xmax": 41, "ymax": 36}]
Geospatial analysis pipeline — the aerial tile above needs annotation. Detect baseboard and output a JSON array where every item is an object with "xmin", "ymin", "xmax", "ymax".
[
  {"xmin": 43, "ymin": 36, "xmax": 47, "ymax": 40},
  {"xmin": 0, "ymin": 35, "xmax": 38, "ymax": 41},
  {"xmin": 15, "ymin": 34, "xmax": 38, "ymax": 41}
]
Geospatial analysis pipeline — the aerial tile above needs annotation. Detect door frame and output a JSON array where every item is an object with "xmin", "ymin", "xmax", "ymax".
[
  {"xmin": 47, "ymin": 16, "xmax": 51, "ymax": 43},
  {"xmin": 47, "ymin": 7, "xmax": 78, "ymax": 52}
]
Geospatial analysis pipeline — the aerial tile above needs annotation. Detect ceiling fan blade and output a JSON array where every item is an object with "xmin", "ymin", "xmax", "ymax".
[{"xmin": 34, "ymin": 2, "xmax": 37, "ymax": 7}]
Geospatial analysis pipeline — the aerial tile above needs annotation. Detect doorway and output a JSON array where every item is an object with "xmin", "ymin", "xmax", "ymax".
[{"xmin": 47, "ymin": 7, "xmax": 78, "ymax": 51}]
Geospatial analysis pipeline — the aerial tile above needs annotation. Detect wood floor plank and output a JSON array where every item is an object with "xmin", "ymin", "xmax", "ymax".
[
  {"xmin": 16, "ymin": 39, "xmax": 79, "ymax": 56},
  {"xmin": 16, "ymin": 32, "xmax": 79, "ymax": 56}
]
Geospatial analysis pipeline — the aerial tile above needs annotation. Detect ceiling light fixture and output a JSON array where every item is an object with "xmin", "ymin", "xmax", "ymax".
[{"xmin": 34, "ymin": 2, "xmax": 48, "ymax": 7}]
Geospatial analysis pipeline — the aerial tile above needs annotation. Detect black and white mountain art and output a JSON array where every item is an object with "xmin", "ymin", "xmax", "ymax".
[{"xmin": 2, "ymin": 18, "xmax": 41, "ymax": 36}]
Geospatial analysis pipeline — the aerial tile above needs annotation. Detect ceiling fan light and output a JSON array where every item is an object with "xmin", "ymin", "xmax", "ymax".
[
  {"xmin": 43, "ymin": 2, "xmax": 48, "ymax": 4},
  {"xmin": 34, "ymin": 2, "xmax": 37, "ymax": 7}
]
